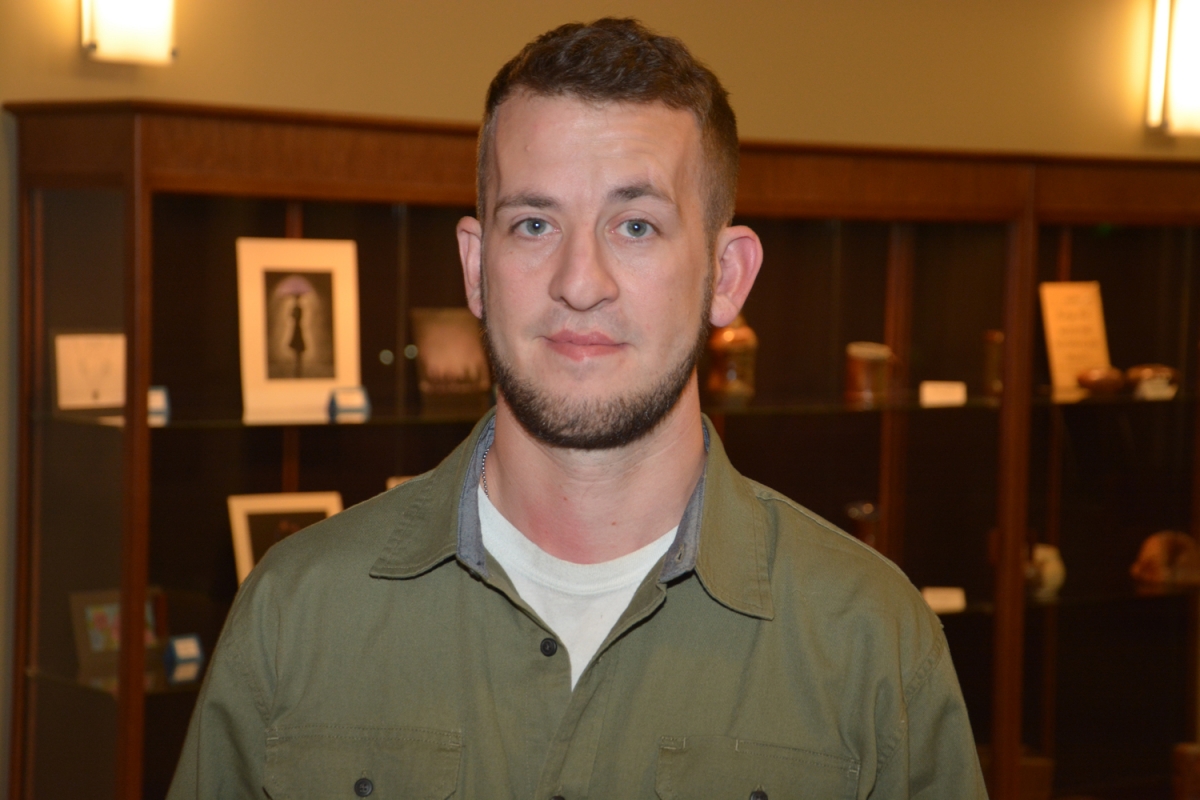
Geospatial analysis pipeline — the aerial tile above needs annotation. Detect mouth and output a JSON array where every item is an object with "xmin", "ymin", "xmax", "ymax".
[{"xmin": 543, "ymin": 330, "xmax": 625, "ymax": 362}]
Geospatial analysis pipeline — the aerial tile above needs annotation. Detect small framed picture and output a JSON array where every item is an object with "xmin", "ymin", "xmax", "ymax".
[
  {"xmin": 53, "ymin": 331, "xmax": 126, "ymax": 411},
  {"xmin": 227, "ymin": 492, "xmax": 344, "ymax": 584},
  {"xmin": 69, "ymin": 587, "xmax": 166, "ymax": 692},
  {"xmin": 236, "ymin": 238, "xmax": 360, "ymax": 424},
  {"xmin": 410, "ymin": 307, "xmax": 492, "ymax": 415},
  {"xmin": 410, "ymin": 308, "xmax": 490, "ymax": 396}
]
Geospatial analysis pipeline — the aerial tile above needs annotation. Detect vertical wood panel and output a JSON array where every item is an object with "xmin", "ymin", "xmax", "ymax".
[
  {"xmin": 116, "ymin": 118, "xmax": 151, "ymax": 800},
  {"xmin": 879, "ymin": 224, "xmax": 914, "ymax": 563},
  {"xmin": 395, "ymin": 205, "xmax": 411, "ymax": 412},
  {"xmin": 1193, "ymin": 339, "xmax": 1200, "ymax": 545},
  {"xmin": 1192, "ymin": 240, "xmax": 1200, "ymax": 741},
  {"xmin": 10, "ymin": 187, "xmax": 44, "ymax": 800},
  {"xmin": 992, "ymin": 169, "xmax": 1038, "ymax": 799},
  {"xmin": 1037, "ymin": 227, "xmax": 1072, "ymax": 761}
]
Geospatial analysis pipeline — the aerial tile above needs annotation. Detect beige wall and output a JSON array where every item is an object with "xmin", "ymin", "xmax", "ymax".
[
  {"xmin": 2, "ymin": 0, "xmax": 1199, "ymax": 792},
  {"xmin": 8, "ymin": 0, "xmax": 1200, "ymax": 152}
]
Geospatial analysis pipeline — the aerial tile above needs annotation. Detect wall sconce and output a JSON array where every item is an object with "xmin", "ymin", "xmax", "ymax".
[
  {"xmin": 1147, "ymin": 0, "xmax": 1200, "ymax": 134},
  {"xmin": 81, "ymin": 0, "xmax": 176, "ymax": 65}
]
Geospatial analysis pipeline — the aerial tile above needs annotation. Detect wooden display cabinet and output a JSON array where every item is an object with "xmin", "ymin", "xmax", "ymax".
[{"xmin": 7, "ymin": 100, "xmax": 1200, "ymax": 799}]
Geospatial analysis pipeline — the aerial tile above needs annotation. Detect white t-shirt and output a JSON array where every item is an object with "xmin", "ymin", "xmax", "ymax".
[{"xmin": 478, "ymin": 486, "xmax": 676, "ymax": 689}]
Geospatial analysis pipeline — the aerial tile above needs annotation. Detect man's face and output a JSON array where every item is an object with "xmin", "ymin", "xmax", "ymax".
[{"xmin": 471, "ymin": 93, "xmax": 714, "ymax": 450}]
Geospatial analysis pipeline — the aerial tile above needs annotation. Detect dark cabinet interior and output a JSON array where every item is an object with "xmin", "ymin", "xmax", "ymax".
[{"xmin": 8, "ymin": 101, "xmax": 1200, "ymax": 800}]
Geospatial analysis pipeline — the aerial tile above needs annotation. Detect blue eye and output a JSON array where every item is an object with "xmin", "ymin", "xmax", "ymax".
[
  {"xmin": 620, "ymin": 219, "xmax": 653, "ymax": 238},
  {"xmin": 519, "ymin": 218, "xmax": 550, "ymax": 236}
]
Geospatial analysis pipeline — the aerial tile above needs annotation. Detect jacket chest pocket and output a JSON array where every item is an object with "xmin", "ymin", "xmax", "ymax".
[
  {"xmin": 264, "ymin": 725, "xmax": 461, "ymax": 799},
  {"xmin": 655, "ymin": 736, "xmax": 860, "ymax": 800}
]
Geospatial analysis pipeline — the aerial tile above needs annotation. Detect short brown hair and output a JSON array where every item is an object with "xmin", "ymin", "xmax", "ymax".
[{"xmin": 476, "ymin": 18, "xmax": 739, "ymax": 238}]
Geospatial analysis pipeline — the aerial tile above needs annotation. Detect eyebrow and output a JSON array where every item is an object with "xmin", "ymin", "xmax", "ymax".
[
  {"xmin": 609, "ymin": 182, "xmax": 673, "ymax": 206},
  {"xmin": 493, "ymin": 192, "xmax": 559, "ymax": 214}
]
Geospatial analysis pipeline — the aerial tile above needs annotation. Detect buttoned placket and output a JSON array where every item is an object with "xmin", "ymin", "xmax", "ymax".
[{"xmin": 455, "ymin": 417, "xmax": 708, "ymax": 798}]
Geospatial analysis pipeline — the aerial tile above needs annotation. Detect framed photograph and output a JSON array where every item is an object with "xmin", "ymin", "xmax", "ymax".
[
  {"xmin": 410, "ymin": 308, "xmax": 490, "ymax": 396},
  {"xmin": 236, "ymin": 238, "xmax": 360, "ymax": 423},
  {"xmin": 69, "ymin": 587, "xmax": 166, "ymax": 692},
  {"xmin": 227, "ymin": 492, "xmax": 344, "ymax": 584},
  {"xmin": 53, "ymin": 331, "xmax": 126, "ymax": 411},
  {"xmin": 410, "ymin": 307, "xmax": 491, "ymax": 415}
]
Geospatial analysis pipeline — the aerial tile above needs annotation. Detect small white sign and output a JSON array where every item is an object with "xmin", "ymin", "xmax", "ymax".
[
  {"xmin": 918, "ymin": 381, "xmax": 968, "ymax": 408},
  {"xmin": 55, "ymin": 333, "xmax": 125, "ymax": 410},
  {"xmin": 921, "ymin": 586, "xmax": 967, "ymax": 615},
  {"xmin": 171, "ymin": 635, "xmax": 201, "ymax": 660},
  {"xmin": 149, "ymin": 386, "xmax": 170, "ymax": 427},
  {"xmin": 169, "ymin": 660, "xmax": 201, "ymax": 683},
  {"xmin": 1040, "ymin": 281, "xmax": 1111, "ymax": 390},
  {"xmin": 329, "ymin": 386, "xmax": 370, "ymax": 423}
]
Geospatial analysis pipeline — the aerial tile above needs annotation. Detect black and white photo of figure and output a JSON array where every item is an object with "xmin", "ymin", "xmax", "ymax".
[{"xmin": 264, "ymin": 270, "xmax": 336, "ymax": 379}]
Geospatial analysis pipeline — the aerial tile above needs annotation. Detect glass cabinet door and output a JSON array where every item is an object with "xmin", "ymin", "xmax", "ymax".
[
  {"xmin": 141, "ymin": 195, "xmax": 481, "ymax": 796},
  {"xmin": 718, "ymin": 218, "xmax": 1009, "ymax": 753},
  {"xmin": 24, "ymin": 187, "xmax": 128, "ymax": 799},
  {"xmin": 721, "ymin": 218, "xmax": 889, "ymax": 548},
  {"xmin": 1026, "ymin": 224, "xmax": 1199, "ymax": 797},
  {"xmin": 903, "ymin": 222, "xmax": 1008, "ymax": 754}
]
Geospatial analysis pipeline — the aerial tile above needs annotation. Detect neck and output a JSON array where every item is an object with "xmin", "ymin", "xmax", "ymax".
[{"xmin": 485, "ymin": 379, "xmax": 707, "ymax": 564}]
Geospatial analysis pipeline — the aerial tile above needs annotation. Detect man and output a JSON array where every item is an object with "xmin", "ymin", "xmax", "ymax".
[{"xmin": 169, "ymin": 18, "xmax": 987, "ymax": 799}]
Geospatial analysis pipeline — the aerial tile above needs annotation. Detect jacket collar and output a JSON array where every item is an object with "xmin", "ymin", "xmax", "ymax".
[{"xmin": 369, "ymin": 408, "xmax": 774, "ymax": 620}]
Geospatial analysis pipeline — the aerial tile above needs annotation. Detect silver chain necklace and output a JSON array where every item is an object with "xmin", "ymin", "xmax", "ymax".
[{"xmin": 481, "ymin": 442, "xmax": 492, "ymax": 497}]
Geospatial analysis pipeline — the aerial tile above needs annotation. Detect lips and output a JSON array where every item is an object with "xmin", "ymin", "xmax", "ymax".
[{"xmin": 544, "ymin": 330, "xmax": 624, "ymax": 361}]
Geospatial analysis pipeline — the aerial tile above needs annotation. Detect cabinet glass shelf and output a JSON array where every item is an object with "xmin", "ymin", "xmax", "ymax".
[
  {"xmin": 36, "ymin": 394, "xmax": 1016, "ymax": 431},
  {"xmin": 27, "ymin": 667, "xmax": 204, "ymax": 698},
  {"xmin": 38, "ymin": 391, "xmax": 1194, "ymax": 432},
  {"xmin": 1034, "ymin": 387, "xmax": 1193, "ymax": 407},
  {"xmin": 934, "ymin": 583, "xmax": 1198, "ymax": 619}
]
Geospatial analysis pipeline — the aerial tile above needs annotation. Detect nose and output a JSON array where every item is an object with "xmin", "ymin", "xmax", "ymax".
[{"xmin": 548, "ymin": 227, "xmax": 619, "ymax": 312}]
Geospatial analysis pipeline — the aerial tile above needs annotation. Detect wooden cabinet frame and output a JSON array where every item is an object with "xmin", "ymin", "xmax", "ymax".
[{"xmin": 7, "ymin": 100, "xmax": 1200, "ymax": 800}]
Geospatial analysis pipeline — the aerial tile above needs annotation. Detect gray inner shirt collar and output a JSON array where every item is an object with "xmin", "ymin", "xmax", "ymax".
[{"xmin": 456, "ymin": 416, "xmax": 707, "ymax": 581}]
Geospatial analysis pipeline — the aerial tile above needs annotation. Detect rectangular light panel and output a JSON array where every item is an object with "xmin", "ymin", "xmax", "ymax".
[{"xmin": 81, "ymin": 0, "xmax": 175, "ymax": 65}]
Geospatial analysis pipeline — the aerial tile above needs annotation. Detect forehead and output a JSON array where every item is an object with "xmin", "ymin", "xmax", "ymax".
[{"xmin": 487, "ymin": 94, "xmax": 704, "ymax": 202}]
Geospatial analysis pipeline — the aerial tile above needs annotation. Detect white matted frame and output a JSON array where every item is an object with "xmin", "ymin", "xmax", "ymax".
[
  {"xmin": 236, "ymin": 237, "xmax": 360, "ymax": 423},
  {"xmin": 227, "ymin": 491, "xmax": 343, "ymax": 584},
  {"xmin": 53, "ymin": 331, "xmax": 126, "ymax": 411}
]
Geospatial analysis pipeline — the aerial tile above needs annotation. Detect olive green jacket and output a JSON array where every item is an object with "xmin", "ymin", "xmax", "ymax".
[{"xmin": 168, "ymin": 412, "xmax": 987, "ymax": 799}]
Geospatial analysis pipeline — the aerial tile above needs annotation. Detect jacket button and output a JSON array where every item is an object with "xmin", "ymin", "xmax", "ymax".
[
  {"xmin": 354, "ymin": 777, "xmax": 374, "ymax": 797},
  {"xmin": 749, "ymin": 790, "xmax": 768, "ymax": 800},
  {"xmin": 540, "ymin": 637, "xmax": 559, "ymax": 657}
]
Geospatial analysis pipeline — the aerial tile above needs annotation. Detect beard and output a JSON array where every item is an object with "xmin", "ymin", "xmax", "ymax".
[{"xmin": 482, "ymin": 271, "xmax": 712, "ymax": 451}]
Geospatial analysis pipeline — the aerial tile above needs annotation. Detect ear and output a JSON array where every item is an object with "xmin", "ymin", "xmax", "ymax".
[
  {"xmin": 457, "ymin": 216, "xmax": 484, "ymax": 319},
  {"xmin": 709, "ymin": 225, "xmax": 763, "ymax": 328}
]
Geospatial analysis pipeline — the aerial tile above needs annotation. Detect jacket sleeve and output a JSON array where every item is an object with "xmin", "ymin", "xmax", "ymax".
[
  {"xmin": 166, "ymin": 576, "xmax": 276, "ymax": 799},
  {"xmin": 871, "ymin": 632, "xmax": 990, "ymax": 799}
]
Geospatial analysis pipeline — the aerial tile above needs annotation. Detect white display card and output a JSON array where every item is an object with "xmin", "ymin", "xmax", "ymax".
[
  {"xmin": 54, "ymin": 333, "xmax": 126, "ymax": 410},
  {"xmin": 1039, "ymin": 281, "xmax": 1112, "ymax": 391}
]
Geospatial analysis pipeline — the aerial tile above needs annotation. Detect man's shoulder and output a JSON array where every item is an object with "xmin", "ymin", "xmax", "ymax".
[
  {"xmin": 748, "ymin": 479, "xmax": 908, "ymax": 582},
  {"xmin": 744, "ymin": 478, "xmax": 940, "ymax": 645}
]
